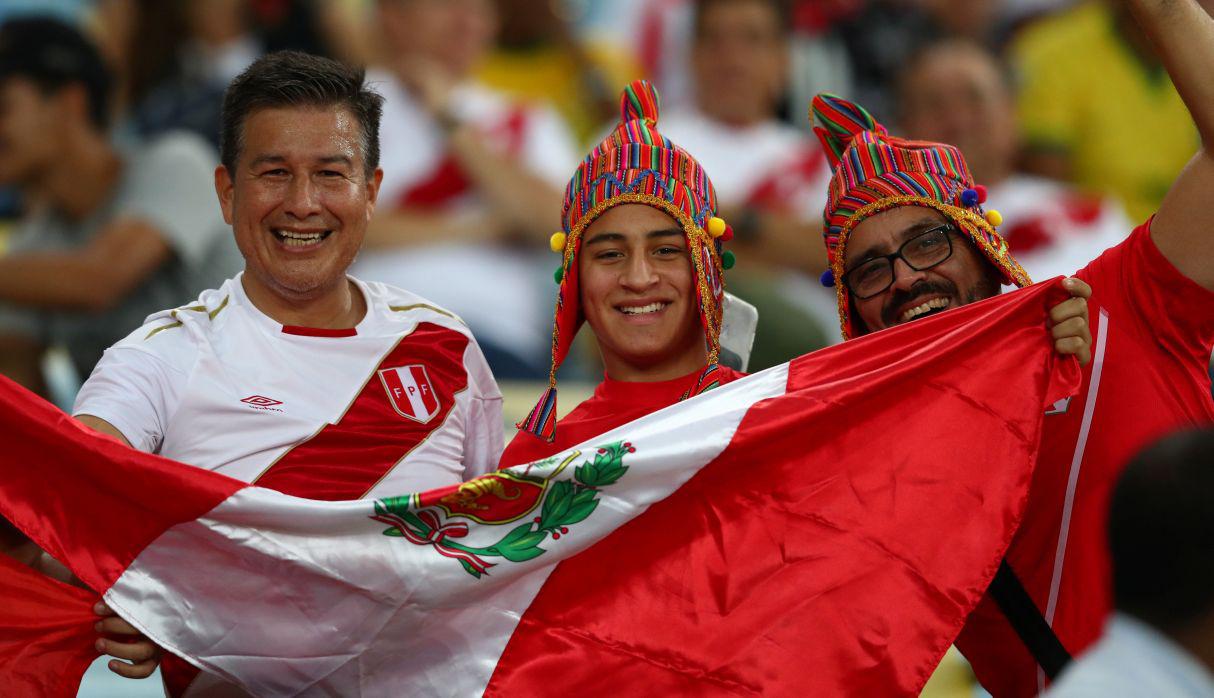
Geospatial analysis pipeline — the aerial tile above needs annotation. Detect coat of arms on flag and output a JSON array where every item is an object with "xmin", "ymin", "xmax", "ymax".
[
  {"xmin": 371, "ymin": 442, "xmax": 633, "ymax": 578},
  {"xmin": 377, "ymin": 364, "xmax": 440, "ymax": 423}
]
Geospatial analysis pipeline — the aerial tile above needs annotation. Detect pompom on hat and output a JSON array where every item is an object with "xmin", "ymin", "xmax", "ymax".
[
  {"xmin": 810, "ymin": 93, "xmax": 1031, "ymax": 340},
  {"xmin": 517, "ymin": 80, "xmax": 731, "ymax": 442}
]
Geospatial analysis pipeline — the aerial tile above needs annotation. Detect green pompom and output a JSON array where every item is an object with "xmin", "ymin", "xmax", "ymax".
[
  {"xmin": 554, "ymin": 265, "xmax": 565, "ymax": 284},
  {"xmin": 721, "ymin": 250, "xmax": 736, "ymax": 270}
]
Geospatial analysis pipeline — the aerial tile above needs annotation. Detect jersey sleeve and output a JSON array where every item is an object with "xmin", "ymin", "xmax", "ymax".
[
  {"xmin": 1078, "ymin": 219, "xmax": 1214, "ymax": 360},
  {"xmin": 459, "ymin": 339, "xmax": 504, "ymax": 479},
  {"xmin": 72, "ymin": 346, "xmax": 184, "ymax": 454}
]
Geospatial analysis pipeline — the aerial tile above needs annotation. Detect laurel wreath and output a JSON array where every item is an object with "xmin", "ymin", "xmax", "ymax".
[{"xmin": 374, "ymin": 440, "xmax": 633, "ymax": 578}]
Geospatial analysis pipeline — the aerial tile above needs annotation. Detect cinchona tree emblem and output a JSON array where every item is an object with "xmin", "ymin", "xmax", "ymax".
[{"xmin": 371, "ymin": 441, "xmax": 634, "ymax": 578}]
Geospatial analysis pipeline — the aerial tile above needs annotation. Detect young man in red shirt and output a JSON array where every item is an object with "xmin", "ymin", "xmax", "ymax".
[
  {"xmin": 808, "ymin": 0, "xmax": 1214, "ymax": 693},
  {"xmin": 502, "ymin": 80, "xmax": 747, "ymax": 465}
]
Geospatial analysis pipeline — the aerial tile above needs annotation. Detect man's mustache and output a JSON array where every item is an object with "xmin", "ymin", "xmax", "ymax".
[{"xmin": 882, "ymin": 280, "xmax": 958, "ymax": 326}]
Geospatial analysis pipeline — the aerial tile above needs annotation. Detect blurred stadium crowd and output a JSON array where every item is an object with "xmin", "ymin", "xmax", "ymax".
[
  {"xmin": 1, "ymin": 0, "xmax": 1200, "ymax": 408},
  {"xmin": 0, "ymin": 2, "xmax": 1210, "ymax": 696}
]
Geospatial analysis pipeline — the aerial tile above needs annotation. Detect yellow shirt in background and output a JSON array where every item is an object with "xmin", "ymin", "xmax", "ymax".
[
  {"xmin": 1011, "ymin": 1, "xmax": 1198, "ymax": 223},
  {"xmin": 476, "ymin": 42, "xmax": 640, "ymax": 147}
]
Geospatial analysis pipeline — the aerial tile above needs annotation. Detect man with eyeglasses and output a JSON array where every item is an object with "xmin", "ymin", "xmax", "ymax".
[
  {"xmin": 843, "ymin": 221, "xmax": 1000, "ymax": 322},
  {"xmin": 809, "ymin": 0, "xmax": 1214, "ymax": 694}
]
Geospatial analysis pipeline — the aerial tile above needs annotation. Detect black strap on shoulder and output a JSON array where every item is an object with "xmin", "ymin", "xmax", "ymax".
[{"xmin": 988, "ymin": 558, "xmax": 1073, "ymax": 680}]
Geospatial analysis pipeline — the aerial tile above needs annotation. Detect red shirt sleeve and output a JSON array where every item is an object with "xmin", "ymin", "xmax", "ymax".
[{"xmin": 1076, "ymin": 218, "xmax": 1214, "ymax": 365}]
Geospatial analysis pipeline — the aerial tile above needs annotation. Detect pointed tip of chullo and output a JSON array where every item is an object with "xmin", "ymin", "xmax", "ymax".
[
  {"xmin": 810, "ymin": 93, "xmax": 886, "ymax": 170},
  {"xmin": 620, "ymin": 79, "xmax": 660, "ymax": 126}
]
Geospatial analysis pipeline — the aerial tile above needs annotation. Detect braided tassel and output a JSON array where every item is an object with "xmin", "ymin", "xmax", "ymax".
[
  {"xmin": 679, "ymin": 363, "xmax": 723, "ymax": 401},
  {"xmin": 516, "ymin": 386, "xmax": 559, "ymax": 443}
]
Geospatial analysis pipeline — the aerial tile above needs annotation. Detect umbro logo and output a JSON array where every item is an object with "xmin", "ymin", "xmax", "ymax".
[{"xmin": 241, "ymin": 395, "xmax": 284, "ymax": 412}]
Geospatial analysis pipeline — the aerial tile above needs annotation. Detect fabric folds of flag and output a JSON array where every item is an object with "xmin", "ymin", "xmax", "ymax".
[{"xmin": 0, "ymin": 280, "xmax": 1079, "ymax": 697}]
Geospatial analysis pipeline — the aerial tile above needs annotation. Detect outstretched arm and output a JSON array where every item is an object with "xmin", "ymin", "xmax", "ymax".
[{"xmin": 1130, "ymin": 0, "xmax": 1214, "ymax": 290}]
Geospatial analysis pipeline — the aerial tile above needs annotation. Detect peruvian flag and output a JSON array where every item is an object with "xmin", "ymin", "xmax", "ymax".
[{"xmin": 0, "ymin": 280, "xmax": 1078, "ymax": 697}]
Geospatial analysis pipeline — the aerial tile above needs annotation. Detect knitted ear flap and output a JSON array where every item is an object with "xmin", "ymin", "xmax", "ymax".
[{"xmin": 811, "ymin": 93, "xmax": 887, "ymax": 169}]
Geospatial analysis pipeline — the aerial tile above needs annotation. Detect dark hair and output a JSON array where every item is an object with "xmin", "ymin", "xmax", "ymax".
[
  {"xmin": 0, "ymin": 17, "xmax": 112, "ymax": 129},
  {"xmin": 1110, "ymin": 427, "xmax": 1214, "ymax": 632},
  {"xmin": 219, "ymin": 51, "xmax": 383, "ymax": 176},
  {"xmin": 692, "ymin": 0, "xmax": 791, "ymax": 39}
]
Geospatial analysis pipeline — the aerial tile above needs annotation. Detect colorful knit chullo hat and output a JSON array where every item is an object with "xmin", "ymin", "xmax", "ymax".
[
  {"xmin": 517, "ymin": 79, "xmax": 733, "ymax": 442},
  {"xmin": 811, "ymin": 93, "xmax": 1031, "ymax": 340}
]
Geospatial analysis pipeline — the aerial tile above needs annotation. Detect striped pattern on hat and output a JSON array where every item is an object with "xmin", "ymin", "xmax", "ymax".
[{"xmin": 561, "ymin": 83, "xmax": 718, "ymax": 235}]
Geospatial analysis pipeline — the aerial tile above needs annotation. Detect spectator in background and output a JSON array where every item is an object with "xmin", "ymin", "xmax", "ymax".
[
  {"xmin": 1045, "ymin": 427, "xmax": 1214, "ymax": 696},
  {"xmin": 119, "ymin": 0, "xmax": 259, "ymax": 148},
  {"xmin": 476, "ymin": 0, "xmax": 639, "ymax": 145},
  {"xmin": 0, "ymin": 17, "xmax": 238, "ymax": 397},
  {"xmin": 898, "ymin": 39, "xmax": 1132, "ymax": 281},
  {"xmin": 794, "ymin": 0, "xmax": 1004, "ymax": 128},
  {"xmin": 353, "ymin": 0, "xmax": 579, "ymax": 379},
  {"xmin": 105, "ymin": 0, "xmax": 370, "ymax": 150},
  {"xmin": 1011, "ymin": 0, "xmax": 1201, "ymax": 222},
  {"xmin": 661, "ymin": 0, "xmax": 833, "ymax": 366}
]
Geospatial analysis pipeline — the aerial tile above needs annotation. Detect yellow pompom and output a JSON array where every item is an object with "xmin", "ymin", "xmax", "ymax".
[
  {"xmin": 707, "ymin": 216, "xmax": 727, "ymax": 238},
  {"xmin": 985, "ymin": 209, "xmax": 1003, "ymax": 227},
  {"xmin": 549, "ymin": 232, "xmax": 567, "ymax": 253}
]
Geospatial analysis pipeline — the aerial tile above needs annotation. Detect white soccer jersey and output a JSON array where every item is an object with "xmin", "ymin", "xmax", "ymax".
[{"xmin": 74, "ymin": 274, "xmax": 504, "ymax": 500}]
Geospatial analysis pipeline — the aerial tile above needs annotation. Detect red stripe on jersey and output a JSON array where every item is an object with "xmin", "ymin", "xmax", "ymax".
[
  {"xmin": 281, "ymin": 325, "xmax": 358, "ymax": 337},
  {"xmin": 745, "ymin": 145, "xmax": 827, "ymax": 212},
  {"xmin": 398, "ymin": 153, "xmax": 473, "ymax": 208},
  {"xmin": 253, "ymin": 322, "xmax": 471, "ymax": 501},
  {"xmin": 398, "ymin": 108, "xmax": 528, "ymax": 209}
]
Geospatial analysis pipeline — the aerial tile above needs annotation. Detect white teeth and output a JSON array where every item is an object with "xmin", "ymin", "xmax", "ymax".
[
  {"xmin": 274, "ymin": 229, "xmax": 326, "ymax": 247},
  {"xmin": 620, "ymin": 302, "xmax": 668, "ymax": 315},
  {"xmin": 900, "ymin": 297, "xmax": 950, "ymax": 323}
]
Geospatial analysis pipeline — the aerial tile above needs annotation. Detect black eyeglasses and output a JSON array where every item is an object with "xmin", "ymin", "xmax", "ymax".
[{"xmin": 842, "ymin": 223, "xmax": 956, "ymax": 300}]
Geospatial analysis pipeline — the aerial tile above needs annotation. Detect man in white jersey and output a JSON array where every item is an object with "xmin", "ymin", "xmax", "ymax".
[{"xmin": 63, "ymin": 51, "xmax": 504, "ymax": 689}]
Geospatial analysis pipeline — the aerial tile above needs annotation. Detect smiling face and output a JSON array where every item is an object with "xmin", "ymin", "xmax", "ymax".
[
  {"xmin": 215, "ymin": 105, "xmax": 382, "ymax": 306},
  {"xmin": 579, "ymin": 204, "xmax": 708, "ymax": 381},
  {"xmin": 844, "ymin": 205, "xmax": 1000, "ymax": 334}
]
